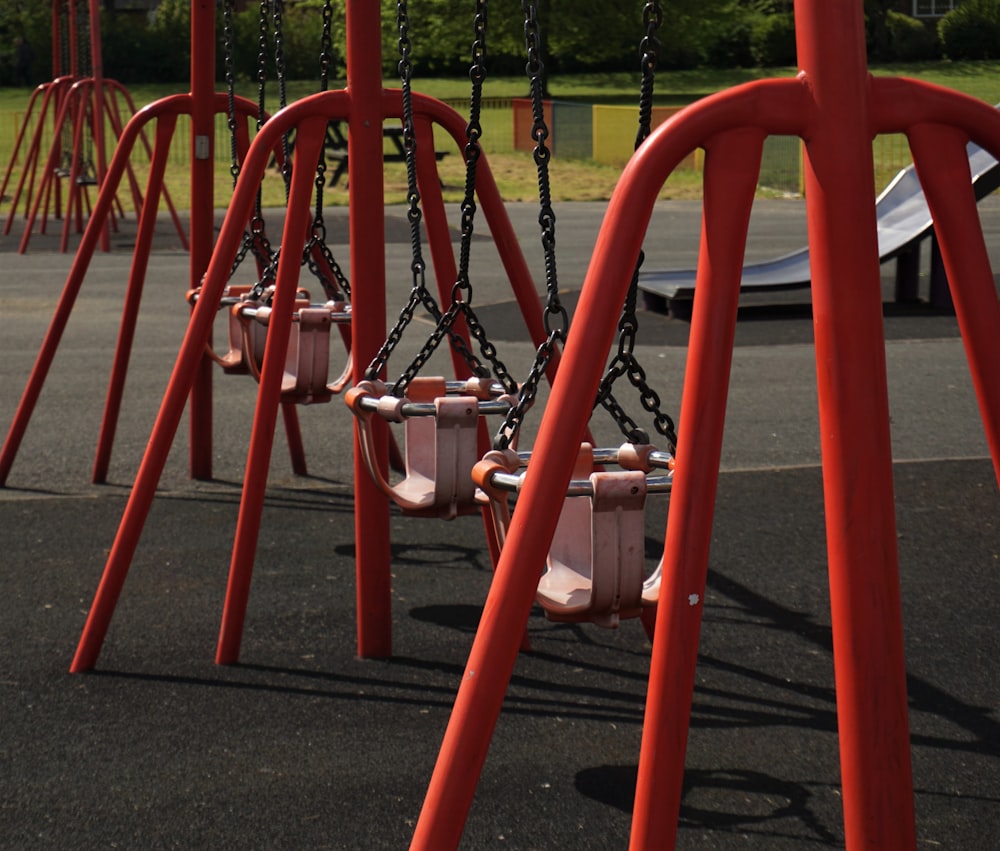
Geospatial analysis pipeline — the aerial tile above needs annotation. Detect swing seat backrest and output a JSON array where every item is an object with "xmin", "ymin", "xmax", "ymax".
[
  {"xmin": 347, "ymin": 378, "xmax": 495, "ymax": 520},
  {"xmin": 395, "ymin": 377, "xmax": 482, "ymax": 520},
  {"xmin": 226, "ymin": 286, "xmax": 270, "ymax": 374},
  {"xmin": 184, "ymin": 284, "xmax": 261, "ymax": 374},
  {"xmin": 536, "ymin": 444, "xmax": 653, "ymax": 628},
  {"xmin": 251, "ymin": 302, "xmax": 350, "ymax": 405}
]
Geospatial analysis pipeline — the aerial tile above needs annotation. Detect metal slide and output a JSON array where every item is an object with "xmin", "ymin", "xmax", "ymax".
[{"xmin": 638, "ymin": 141, "xmax": 1000, "ymax": 313}]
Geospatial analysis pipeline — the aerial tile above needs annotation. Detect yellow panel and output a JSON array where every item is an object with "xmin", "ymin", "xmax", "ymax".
[{"xmin": 592, "ymin": 105, "xmax": 696, "ymax": 169}]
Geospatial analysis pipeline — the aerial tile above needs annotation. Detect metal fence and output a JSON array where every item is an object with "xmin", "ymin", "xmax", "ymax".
[
  {"xmin": 0, "ymin": 108, "xmax": 239, "ymax": 169},
  {"xmin": 0, "ymin": 105, "xmax": 918, "ymax": 198}
]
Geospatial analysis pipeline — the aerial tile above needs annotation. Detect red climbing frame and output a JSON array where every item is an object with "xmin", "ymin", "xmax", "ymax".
[{"xmin": 409, "ymin": 2, "xmax": 1000, "ymax": 849}]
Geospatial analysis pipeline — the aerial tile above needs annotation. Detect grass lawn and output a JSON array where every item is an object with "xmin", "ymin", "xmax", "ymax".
[{"xmin": 0, "ymin": 61, "xmax": 998, "ymax": 211}]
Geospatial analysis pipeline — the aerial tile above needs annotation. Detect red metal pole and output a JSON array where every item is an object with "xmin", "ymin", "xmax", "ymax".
[
  {"xmin": 794, "ymin": 1, "xmax": 916, "ymax": 846},
  {"xmin": 88, "ymin": 0, "xmax": 110, "ymax": 252},
  {"xmin": 346, "ymin": 0, "xmax": 393, "ymax": 657},
  {"xmin": 92, "ymin": 113, "xmax": 178, "ymax": 484},
  {"xmin": 70, "ymin": 93, "xmax": 289, "ymax": 673},
  {"xmin": 216, "ymin": 118, "xmax": 328, "ymax": 664},
  {"xmin": 630, "ymin": 127, "xmax": 764, "ymax": 850},
  {"xmin": 908, "ymin": 122, "xmax": 1000, "ymax": 481},
  {"xmin": 188, "ymin": 0, "xmax": 216, "ymax": 479},
  {"xmin": 0, "ymin": 97, "xmax": 183, "ymax": 487}
]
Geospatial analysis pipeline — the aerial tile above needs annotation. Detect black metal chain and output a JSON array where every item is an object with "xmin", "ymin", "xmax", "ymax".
[
  {"xmin": 492, "ymin": 0, "xmax": 569, "ymax": 451},
  {"xmin": 439, "ymin": 0, "xmax": 517, "ymax": 394},
  {"xmin": 256, "ymin": 0, "xmax": 269, "ymax": 131},
  {"xmin": 314, "ymin": 0, "xmax": 334, "ymax": 217},
  {"xmin": 78, "ymin": 0, "xmax": 91, "ymax": 78},
  {"xmin": 593, "ymin": 0, "xmax": 677, "ymax": 452},
  {"xmin": 303, "ymin": 0, "xmax": 351, "ymax": 303},
  {"xmin": 59, "ymin": 3, "xmax": 70, "ymax": 77},
  {"xmin": 319, "ymin": 0, "xmax": 334, "ymax": 92},
  {"xmin": 397, "ymin": 0, "xmax": 430, "ymax": 318},
  {"xmin": 636, "ymin": 0, "xmax": 663, "ymax": 149},
  {"xmin": 366, "ymin": 0, "xmax": 516, "ymax": 396},
  {"xmin": 363, "ymin": 0, "xmax": 454, "ymax": 385},
  {"xmin": 223, "ymin": 0, "xmax": 276, "ymax": 282},
  {"xmin": 223, "ymin": 0, "xmax": 240, "ymax": 184},
  {"xmin": 272, "ymin": 0, "xmax": 293, "ymax": 197}
]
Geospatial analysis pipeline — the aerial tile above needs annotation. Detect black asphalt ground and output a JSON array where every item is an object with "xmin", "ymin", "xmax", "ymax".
[{"xmin": 1, "ymin": 198, "xmax": 997, "ymax": 849}]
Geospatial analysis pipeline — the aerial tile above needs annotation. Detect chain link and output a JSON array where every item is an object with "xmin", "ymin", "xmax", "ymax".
[
  {"xmin": 367, "ymin": 0, "xmax": 516, "ymax": 397},
  {"xmin": 303, "ymin": 230, "xmax": 351, "ymax": 302},
  {"xmin": 594, "ymin": 0, "xmax": 678, "ymax": 453},
  {"xmin": 256, "ymin": 0, "xmax": 269, "ymax": 131},
  {"xmin": 493, "ymin": 0, "xmax": 568, "ymax": 450},
  {"xmin": 319, "ymin": 0, "xmax": 334, "ymax": 91},
  {"xmin": 223, "ymin": 0, "xmax": 240, "ymax": 182},
  {"xmin": 271, "ymin": 0, "xmax": 292, "ymax": 197},
  {"xmin": 636, "ymin": 0, "xmax": 663, "ymax": 149}
]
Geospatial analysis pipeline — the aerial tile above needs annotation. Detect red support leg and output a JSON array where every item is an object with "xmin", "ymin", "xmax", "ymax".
[
  {"xmin": 92, "ymin": 113, "xmax": 178, "ymax": 484},
  {"xmin": 630, "ymin": 128, "xmax": 764, "ymax": 850},
  {"xmin": 0, "ymin": 100, "xmax": 177, "ymax": 487},
  {"xmin": 69, "ymin": 95, "xmax": 296, "ymax": 672},
  {"xmin": 347, "ymin": 0, "xmax": 393, "ymax": 659},
  {"xmin": 794, "ymin": 3, "xmax": 916, "ymax": 846},
  {"xmin": 908, "ymin": 123, "xmax": 1000, "ymax": 480},
  {"xmin": 215, "ymin": 120, "xmax": 328, "ymax": 665},
  {"xmin": 187, "ymin": 0, "xmax": 217, "ymax": 481}
]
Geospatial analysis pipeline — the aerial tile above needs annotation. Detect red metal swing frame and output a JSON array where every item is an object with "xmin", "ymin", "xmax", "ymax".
[
  {"xmin": 409, "ymin": 2, "xmax": 1000, "ymax": 849},
  {"xmin": 4, "ymin": 0, "xmax": 992, "ymax": 846},
  {"xmin": 0, "ymin": 0, "xmax": 186, "ymax": 254},
  {"xmin": 62, "ymin": 1, "xmax": 559, "ymax": 669}
]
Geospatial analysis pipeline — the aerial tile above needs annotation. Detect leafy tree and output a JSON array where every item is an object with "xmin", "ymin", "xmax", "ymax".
[
  {"xmin": 939, "ymin": 0, "xmax": 1000, "ymax": 59},
  {"xmin": 0, "ymin": 0, "xmax": 50, "ymax": 85},
  {"xmin": 865, "ymin": 0, "xmax": 894, "ymax": 61}
]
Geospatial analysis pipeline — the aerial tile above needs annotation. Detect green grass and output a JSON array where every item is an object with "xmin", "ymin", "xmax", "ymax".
[{"xmin": 1, "ymin": 60, "xmax": 999, "ymax": 211}]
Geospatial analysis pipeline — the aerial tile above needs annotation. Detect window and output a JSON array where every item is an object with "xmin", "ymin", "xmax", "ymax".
[{"xmin": 913, "ymin": 0, "xmax": 960, "ymax": 16}]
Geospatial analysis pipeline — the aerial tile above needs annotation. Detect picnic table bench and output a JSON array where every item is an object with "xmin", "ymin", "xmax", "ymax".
[{"xmin": 323, "ymin": 120, "xmax": 450, "ymax": 187}]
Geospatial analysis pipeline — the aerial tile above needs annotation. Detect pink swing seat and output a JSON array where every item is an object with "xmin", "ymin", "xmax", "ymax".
[
  {"xmin": 347, "ymin": 376, "xmax": 516, "ymax": 520},
  {"xmin": 187, "ymin": 284, "xmax": 352, "ymax": 404},
  {"xmin": 475, "ymin": 442, "xmax": 672, "ymax": 627}
]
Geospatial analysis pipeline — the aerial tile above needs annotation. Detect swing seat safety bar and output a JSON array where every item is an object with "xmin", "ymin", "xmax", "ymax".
[
  {"xmin": 347, "ymin": 376, "xmax": 516, "ymax": 519},
  {"xmin": 475, "ymin": 442, "xmax": 672, "ymax": 626}
]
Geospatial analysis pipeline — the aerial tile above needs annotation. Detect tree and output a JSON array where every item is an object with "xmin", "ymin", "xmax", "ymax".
[
  {"xmin": 0, "ymin": 0, "xmax": 49, "ymax": 85},
  {"xmin": 865, "ymin": 0, "xmax": 895, "ymax": 61}
]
